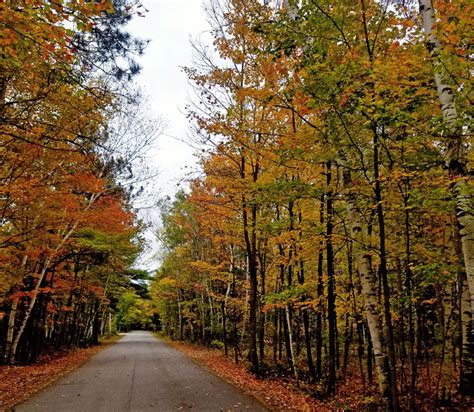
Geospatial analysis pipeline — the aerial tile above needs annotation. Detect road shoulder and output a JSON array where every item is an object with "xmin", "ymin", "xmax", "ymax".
[
  {"xmin": 167, "ymin": 339, "xmax": 315, "ymax": 411},
  {"xmin": 0, "ymin": 335, "xmax": 121, "ymax": 410}
]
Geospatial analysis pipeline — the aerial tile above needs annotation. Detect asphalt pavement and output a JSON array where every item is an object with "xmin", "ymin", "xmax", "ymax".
[{"xmin": 16, "ymin": 331, "xmax": 268, "ymax": 412}]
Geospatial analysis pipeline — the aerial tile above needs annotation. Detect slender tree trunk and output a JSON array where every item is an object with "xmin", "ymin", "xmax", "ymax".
[
  {"xmin": 356, "ymin": 320, "xmax": 366, "ymax": 390},
  {"xmin": 373, "ymin": 129, "xmax": 399, "ymax": 407},
  {"xmin": 367, "ymin": 326, "xmax": 373, "ymax": 382},
  {"xmin": 241, "ymin": 150, "xmax": 258, "ymax": 372},
  {"xmin": 344, "ymin": 167, "xmax": 397, "ymax": 410},
  {"xmin": 8, "ymin": 256, "xmax": 52, "ymax": 364},
  {"xmin": 222, "ymin": 300, "xmax": 228, "ymax": 357},
  {"xmin": 4, "ymin": 296, "xmax": 19, "ymax": 362},
  {"xmin": 279, "ymin": 308, "xmax": 284, "ymax": 361},
  {"xmin": 259, "ymin": 267, "xmax": 266, "ymax": 362},
  {"xmin": 326, "ymin": 161, "xmax": 337, "ymax": 395},
  {"xmin": 285, "ymin": 304, "xmax": 298, "ymax": 383},
  {"xmin": 461, "ymin": 274, "xmax": 474, "ymax": 395},
  {"xmin": 91, "ymin": 300, "xmax": 101, "ymax": 345},
  {"xmin": 4, "ymin": 255, "xmax": 28, "ymax": 362},
  {"xmin": 178, "ymin": 291, "xmax": 184, "ymax": 341},
  {"xmin": 223, "ymin": 282, "xmax": 231, "ymax": 357},
  {"xmin": 230, "ymin": 251, "xmax": 239, "ymax": 364},
  {"xmin": 295, "ymin": 206, "xmax": 317, "ymax": 381},
  {"xmin": 273, "ymin": 308, "xmax": 278, "ymax": 364},
  {"xmin": 418, "ymin": 0, "xmax": 474, "ymax": 394},
  {"xmin": 343, "ymin": 314, "xmax": 353, "ymax": 374},
  {"xmin": 403, "ymin": 198, "xmax": 418, "ymax": 405},
  {"xmin": 316, "ymin": 194, "xmax": 325, "ymax": 379},
  {"xmin": 302, "ymin": 308, "xmax": 316, "ymax": 382},
  {"xmin": 299, "ymin": 255, "xmax": 316, "ymax": 382},
  {"xmin": 240, "ymin": 256, "xmax": 249, "ymax": 347}
]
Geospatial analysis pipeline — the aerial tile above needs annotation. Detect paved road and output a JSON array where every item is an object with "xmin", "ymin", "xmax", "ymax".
[{"xmin": 16, "ymin": 331, "xmax": 267, "ymax": 412}]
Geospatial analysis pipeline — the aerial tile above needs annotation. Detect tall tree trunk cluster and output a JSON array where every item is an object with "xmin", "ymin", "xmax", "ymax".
[{"xmin": 1, "ymin": 250, "xmax": 132, "ymax": 364}]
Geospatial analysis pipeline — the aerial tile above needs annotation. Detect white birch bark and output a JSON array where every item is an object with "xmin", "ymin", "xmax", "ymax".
[
  {"xmin": 419, "ymin": 0, "xmax": 474, "ymax": 393},
  {"xmin": 283, "ymin": 0, "xmax": 298, "ymax": 20},
  {"xmin": 240, "ymin": 256, "xmax": 250, "ymax": 346},
  {"xmin": 461, "ymin": 275, "xmax": 473, "ymax": 366},
  {"xmin": 347, "ymin": 192, "xmax": 394, "ymax": 402},
  {"xmin": 341, "ymin": 165, "xmax": 396, "ymax": 408},
  {"xmin": 4, "ymin": 294, "xmax": 19, "ymax": 362},
  {"xmin": 108, "ymin": 312, "xmax": 112, "ymax": 335},
  {"xmin": 285, "ymin": 304, "xmax": 298, "ymax": 382},
  {"xmin": 419, "ymin": 0, "xmax": 473, "ymax": 308},
  {"xmin": 4, "ymin": 254, "xmax": 28, "ymax": 361}
]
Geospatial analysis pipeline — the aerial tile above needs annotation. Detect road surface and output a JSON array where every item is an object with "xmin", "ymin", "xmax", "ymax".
[{"xmin": 16, "ymin": 331, "xmax": 268, "ymax": 411}]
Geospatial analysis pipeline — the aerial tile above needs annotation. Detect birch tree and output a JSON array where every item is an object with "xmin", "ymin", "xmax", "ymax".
[{"xmin": 418, "ymin": 0, "xmax": 473, "ymax": 395}]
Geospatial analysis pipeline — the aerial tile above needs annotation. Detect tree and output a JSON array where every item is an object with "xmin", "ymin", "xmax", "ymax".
[
  {"xmin": 0, "ymin": 0, "xmax": 157, "ymax": 364},
  {"xmin": 418, "ymin": 0, "xmax": 473, "ymax": 395}
]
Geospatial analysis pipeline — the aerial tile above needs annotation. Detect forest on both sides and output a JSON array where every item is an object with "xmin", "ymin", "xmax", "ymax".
[
  {"xmin": 149, "ymin": 0, "xmax": 473, "ymax": 410},
  {"xmin": 0, "ymin": 0, "xmax": 473, "ymax": 411}
]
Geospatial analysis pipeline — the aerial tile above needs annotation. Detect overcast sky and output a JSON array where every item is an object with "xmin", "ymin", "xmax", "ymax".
[
  {"xmin": 128, "ymin": 0, "xmax": 210, "ymax": 193},
  {"xmin": 126, "ymin": 0, "xmax": 210, "ymax": 268}
]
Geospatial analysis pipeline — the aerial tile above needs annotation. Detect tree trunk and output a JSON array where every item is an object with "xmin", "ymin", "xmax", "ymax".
[
  {"xmin": 4, "ymin": 295, "xmax": 19, "ymax": 362},
  {"xmin": 302, "ymin": 308, "xmax": 316, "ymax": 382},
  {"xmin": 418, "ymin": 0, "xmax": 474, "ymax": 394},
  {"xmin": 344, "ymin": 167, "xmax": 398, "ymax": 411},
  {"xmin": 91, "ymin": 300, "xmax": 101, "ymax": 345},
  {"xmin": 8, "ymin": 257, "xmax": 52, "ymax": 364},
  {"xmin": 259, "ymin": 267, "xmax": 266, "ymax": 362},
  {"xmin": 343, "ymin": 313, "xmax": 353, "ymax": 374},
  {"xmin": 273, "ymin": 308, "xmax": 278, "ymax": 364},
  {"xmin": 460, "ymin": 274, "xmax": 474, "ymax": 395},
  {"xmin": 285, "ymin": 304, "xmax": 298, "ymax": 383},
  {"xmin": 4, "ymin": 255, "xmax": 28, "ymax": 362},
  {"xmin": 223, "ymin": 283, "xmax": 231, "ymax": 357},
  {"xmin": 373, "ymin": 129, "xmax": 399, "ymax": 406},
  {"xmin": 178, "ymin": 292, "xmax": 183, "ymax": 340},
  {"xmin": 326, "ymin": 161, "xmax": 337, "ymax": 395},
  {"xmin": 316, "ymin": 194, "xmax": 325, "ymax": 379},
  {"xmin": 241, "ymin": 150, "xmax": 259, "ymax": 371},
  {"xmin": 222, "ymin": 300, "xmax": 228, "ymax": 357}
]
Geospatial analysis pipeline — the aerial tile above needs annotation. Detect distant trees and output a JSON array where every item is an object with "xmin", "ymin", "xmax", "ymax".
[{"xmin": 152, "ymin": 0, "xmax": 472, "ymax": 409}]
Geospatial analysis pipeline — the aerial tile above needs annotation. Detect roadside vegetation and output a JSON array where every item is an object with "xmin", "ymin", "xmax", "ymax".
[
  {"xmin": 0, "ymin": 0, "xmax": 160, "ymax": 365},
  {"xmin": 151, "ymin": 1, "xmax": 473, "ymax": 410}
]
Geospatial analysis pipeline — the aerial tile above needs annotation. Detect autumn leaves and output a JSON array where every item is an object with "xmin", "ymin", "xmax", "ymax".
[
  {"xmin": 0, "ymin": 0, "xmax": 472, "ymax": 409},
  {"xmin": 1, "ymin": 1, "xmax": 153, "ymax": 364},
  {"xmin": 153, "ymin": 0, "xmax": 472, "ymax": 409}
]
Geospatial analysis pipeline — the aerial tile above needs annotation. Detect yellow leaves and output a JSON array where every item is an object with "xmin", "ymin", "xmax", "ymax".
[
  {"xmin": 158, "ymin": 277, "xmax": 177, "ymax": 288},
  {"xmin": 189, "ymin": 260, "xmax": 223, "ymax": 275},
  {"xmin": 0, "ymin": 28, "xmax": 17, "ymax": 47}
]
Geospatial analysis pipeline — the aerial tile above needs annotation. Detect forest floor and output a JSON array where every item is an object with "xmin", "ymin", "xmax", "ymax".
[
  {"xmin": 0, "ymin": 335, "xmax": 121, "ymax": 410},
  {"xmin": 169, "ymin": 340, "xmax": 474, "ymax": 411},
  {"xmin": 168, "ymin": 340, "xmax": 382, "ymax": 411}
]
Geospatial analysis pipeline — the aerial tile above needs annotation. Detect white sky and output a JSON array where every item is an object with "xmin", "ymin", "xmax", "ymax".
[
  {"xmin": 128, "ymin": 0, "xmax": 209, "ymax": 191},
  {"xmin": 126, "ymin": 0, "xmax": 210, "ymax": 268}
]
